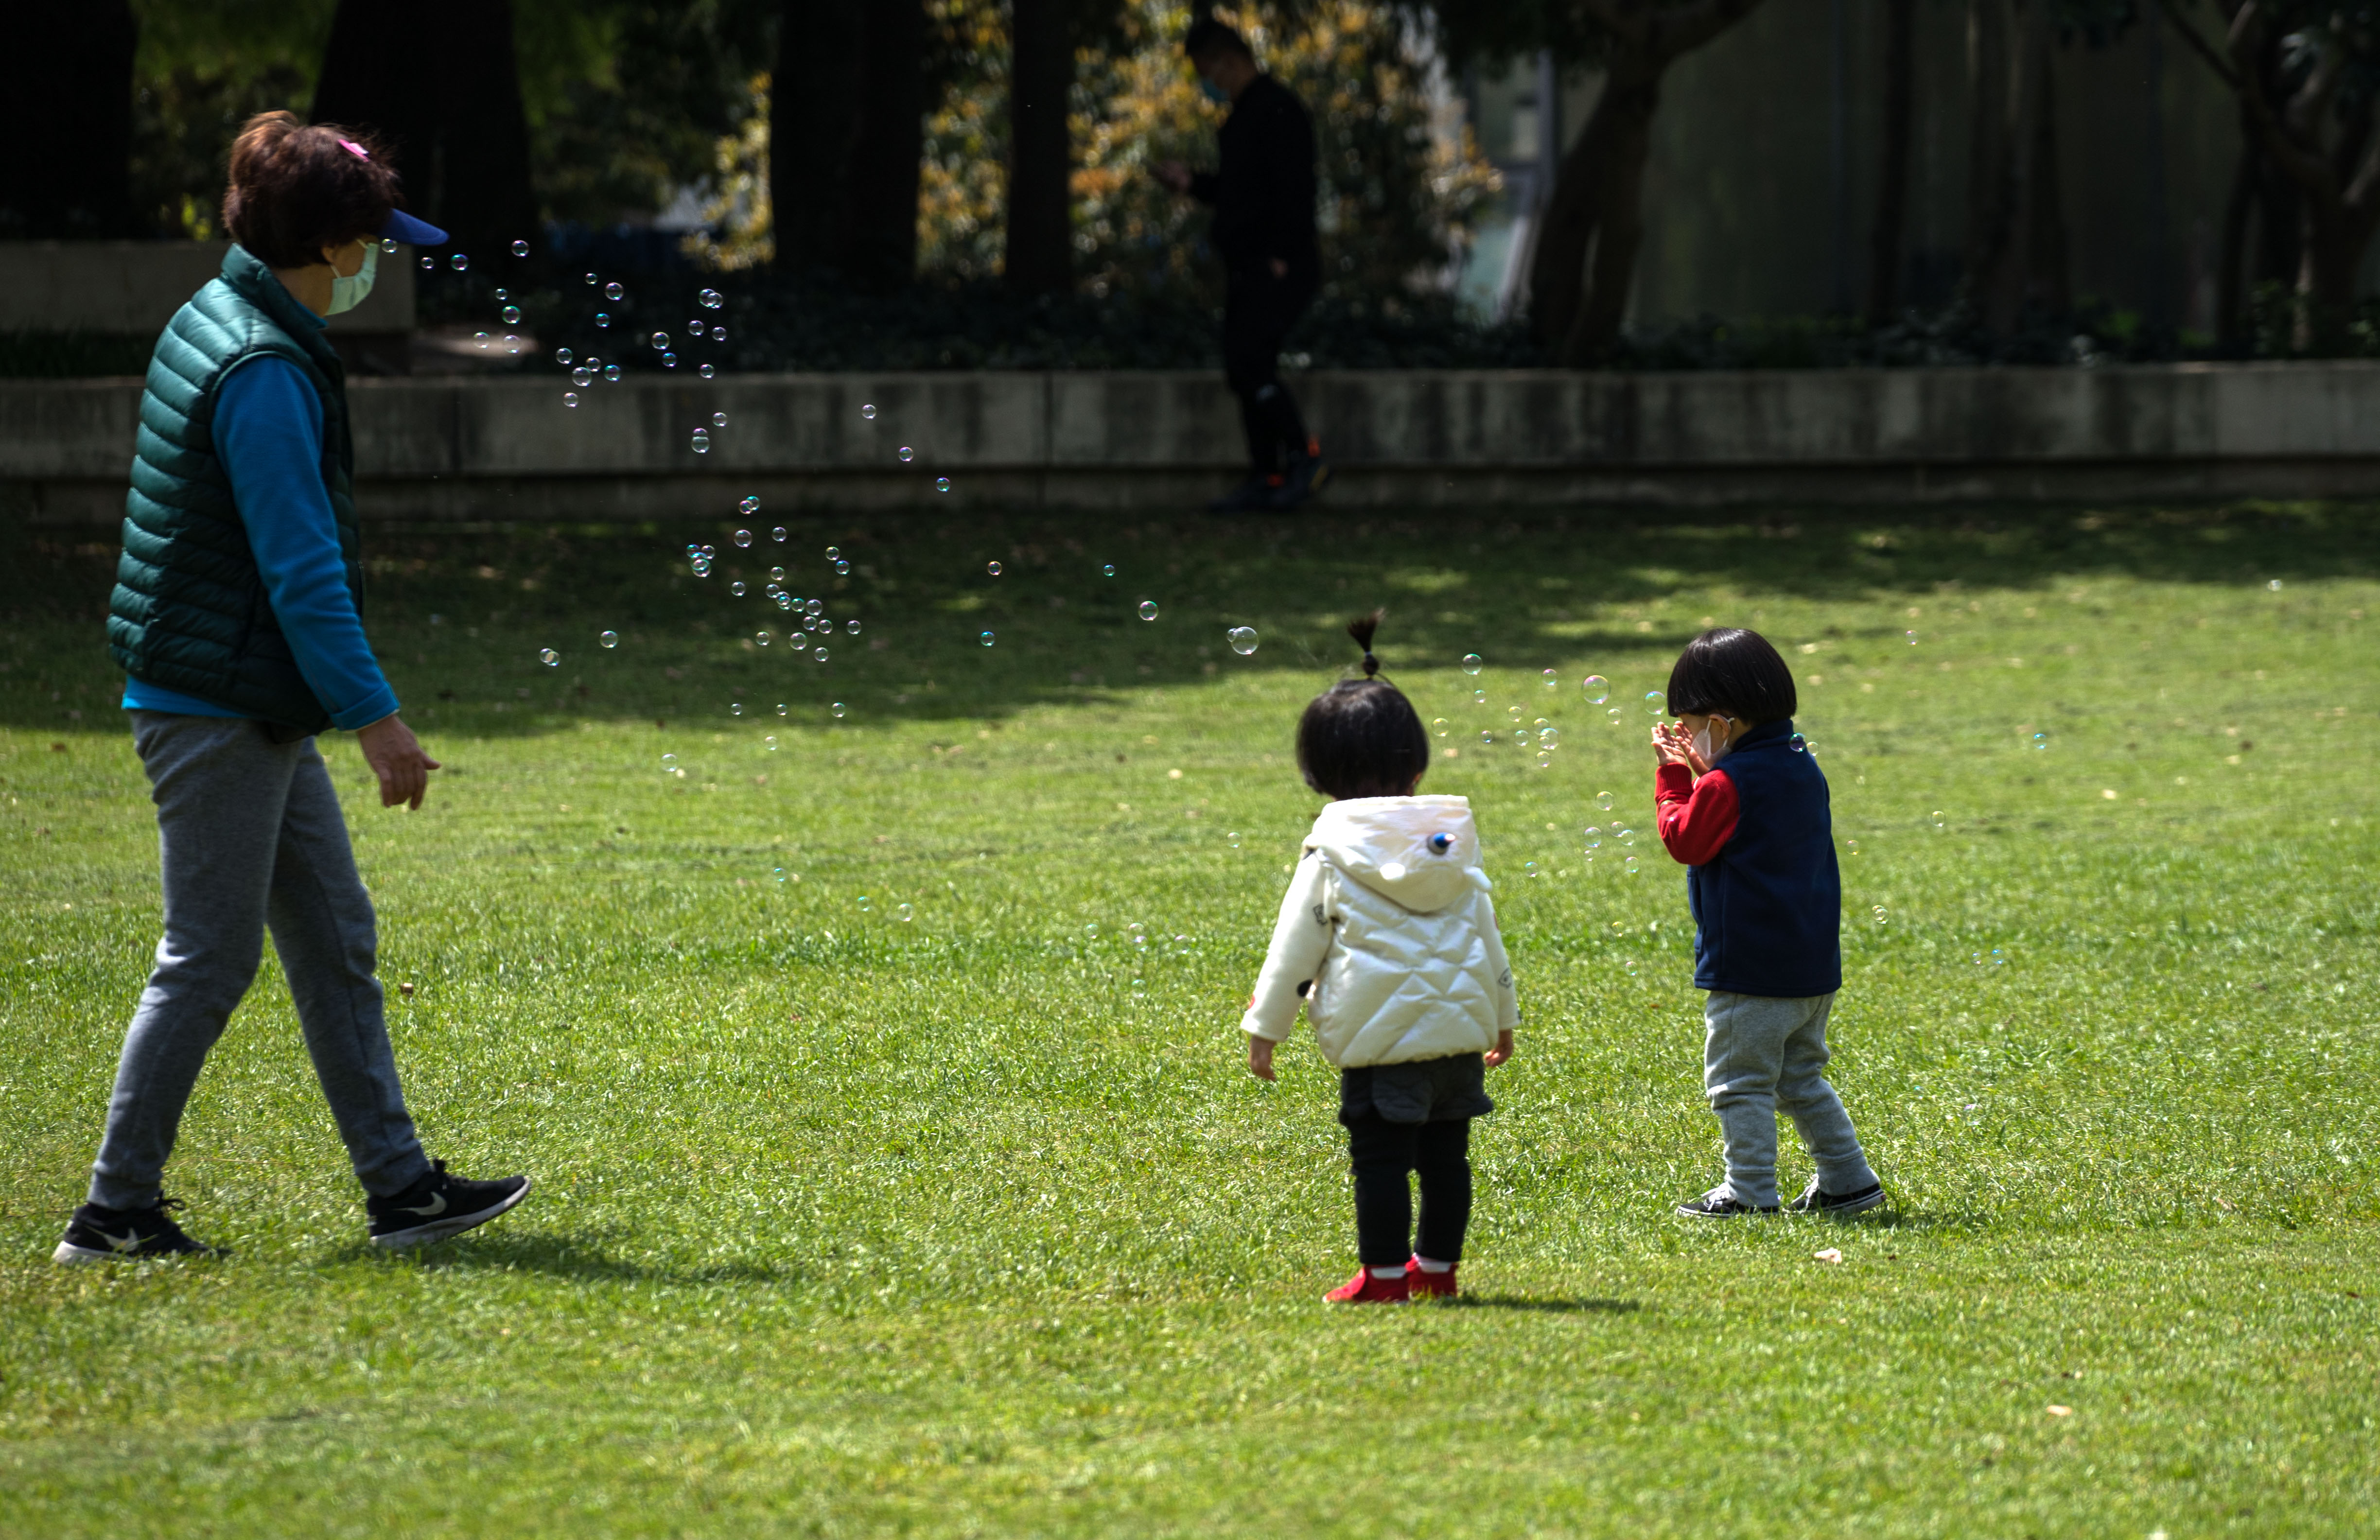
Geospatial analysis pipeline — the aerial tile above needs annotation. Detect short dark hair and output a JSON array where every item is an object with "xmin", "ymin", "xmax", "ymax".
[
  {"xmin": 1296, "ymin": 611, "xmax": 1430, "ymax": 799},
  {"xmin": 1184, "ymin": 18, "xmax": 1253, "ymax": 61},
  {"xmin": 1665, "ymin": 627, "xmax": 1799, "ymax": 723},
  {"xmin": 222, "ymin": 110, "xmax": 400, "ymax": 270}
]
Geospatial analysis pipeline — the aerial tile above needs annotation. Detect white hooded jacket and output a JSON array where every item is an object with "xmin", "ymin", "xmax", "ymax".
[{"xmin": 1240, "ymin": 795, "xmax": 1520, "ymax": 1068}]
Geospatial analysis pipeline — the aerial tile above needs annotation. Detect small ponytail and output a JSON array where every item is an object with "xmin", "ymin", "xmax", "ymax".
[{"xmin": 1347, "ymin": 609, "xmax": 1383, "ymax": 678}]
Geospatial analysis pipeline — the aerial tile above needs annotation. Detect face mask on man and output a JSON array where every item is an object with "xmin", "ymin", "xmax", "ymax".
[
  {"xmin": 1200, "ymin": 77, "xmax": 1231, "ymax": 104},
  {"xmin": 327, "ymin": 241, "xmax": 377, "ymax": 315},
  {"xmin": 1692, "ymin": 717, "xmax": 1735, "ymax": 767}
]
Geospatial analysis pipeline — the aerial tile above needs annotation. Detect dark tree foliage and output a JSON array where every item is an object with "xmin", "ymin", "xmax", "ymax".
[
  {"xmin": 772, "ymin": 0, "xmax": 928, "ymax": 290},
  {"xmin": 0, "ymin": 0, "xmax": 140, "ymax": 237}
]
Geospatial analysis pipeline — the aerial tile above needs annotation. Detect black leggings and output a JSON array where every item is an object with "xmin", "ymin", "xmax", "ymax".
[
  {"xmin": 1347, "ymin": 1114, "xmax": 1472, "ymax": 1268},
  {"xmin": 1222, "ymin": 268, "xmax": 1313, "ymax": 476}
]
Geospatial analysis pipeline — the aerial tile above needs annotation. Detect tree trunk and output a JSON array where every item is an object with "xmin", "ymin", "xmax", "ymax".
[
  {"xmin": 0, "ymin": 0, "xmax": 139, "ymax": 237},
  {"xmin": 2215, "ymin": 140, "xmax": 2253, "ymax": 346},
  {"xmin": 312, "ymin": 0, "xmax": 538, "ymax": 262},
  {"xmin": 2296, "ymin": 100, "xmax": 2379, "ymax": 352},
  {"xmin": 2026, "ymin": 42, "xmax": 2070, "ymax": 314},
  {"xmin": 1982, "ymin": 0, "xmax": 2052, "ymax": 330},
  {"xmin": 1866, "ymin": 0, "xmax": 1915, "ymax": 323},
  {"xmin": 840, "ymin": 0, "xmax": 926, "ymax": 291},
  {"xmin": 772, "ymin": 0, "xmax": 864, "ymax": 272},
  {"xmin": 1006, "ymin": 0, "xmax": 1076, "ymax": 294},
  {"xmin": 1560, "ymin": 76, "xmax": 1659, "ymax": 363},
  {"xmin": 1963, "ymin": 0, "xmax": 2011, "ymax": 297}
]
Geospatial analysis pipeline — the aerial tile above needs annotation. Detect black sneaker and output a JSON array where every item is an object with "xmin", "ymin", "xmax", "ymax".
[
  {"xmin": 367, "ymin": 1159, "xmax": 532, "ymax": 1250},
  {"xmin": 1786, "ymin": 1176, "xmax": 1887, "ymax": 1216},
  {"xmin": 1674, "ymin": 1186, "xmax": 1780, "ymax": 1219},
  {"xmin": 1205, "ymin": 476, "xmax": 1281, "ymax": 513},
  {"xmin": 53, "ymin": 1197, "xmax": 222, "ymax": 1263},
  {"xmin": 1270, "ymin": 446, "xmax": 1331, "ymax": 509}
]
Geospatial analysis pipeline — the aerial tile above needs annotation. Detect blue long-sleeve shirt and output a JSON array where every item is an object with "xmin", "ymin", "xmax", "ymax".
[{"xmin": 122, "ymin": 347, "xmax": 398, "ymax": 730}]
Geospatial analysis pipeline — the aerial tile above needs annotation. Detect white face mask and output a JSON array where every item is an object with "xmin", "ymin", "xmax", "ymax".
[
  {"xmin": 1692, "ymin": 718, "xmax": 1734, "ymax": 766},
  {"xmin": 326, "ymin": 242, "xmax": 377, "ymax": 315}
]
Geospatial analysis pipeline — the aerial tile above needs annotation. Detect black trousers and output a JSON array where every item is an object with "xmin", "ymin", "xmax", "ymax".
[
  {"xmin": 1346, "ymin": 1112, "xmax": 1472, "ymax": 1268},
  {"xmin": 1222, "ymin": 267, "xmax": 1314, "ymax": 476}
]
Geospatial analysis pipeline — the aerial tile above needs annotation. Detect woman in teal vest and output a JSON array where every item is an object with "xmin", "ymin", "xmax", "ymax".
[{"xmin": 57, "ymin": 112, "xmax": 532, "ymax": 1263}]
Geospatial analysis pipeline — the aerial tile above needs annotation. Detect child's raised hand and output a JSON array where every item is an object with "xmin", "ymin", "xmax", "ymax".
[
  {"xmin": 1485, "ymin": 1028, "xmax": 1515, "ymax": 1068},
  {"xmin": 1652, "ymin": 721, "xmax": 1694, "ymax": 769},
  {"xmin": 1247, "ymin": 1035, "xmax": 1277, "ymax": 1081}
]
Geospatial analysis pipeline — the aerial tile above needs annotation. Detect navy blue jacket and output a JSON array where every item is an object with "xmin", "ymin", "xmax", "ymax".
[{"xmin": 1684, "ymin": 720, "xmax": 1842, "ymax": 997}]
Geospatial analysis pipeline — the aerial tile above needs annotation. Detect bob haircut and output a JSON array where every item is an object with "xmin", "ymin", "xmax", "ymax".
[
  {"xmin": 1665, "ymin": 627, "xmax": 1799, "ymax": 724},
  {"xmin": 1183, "ymin": 18, "xmax": 1254, "ymax": 60},
  {"xmin": 222, "ymin": 111, "xmax": 400, "ymax": 270},
  {"xmin": 1295, "ymin": 611, "xmax": 1430, "ymax": 800}
]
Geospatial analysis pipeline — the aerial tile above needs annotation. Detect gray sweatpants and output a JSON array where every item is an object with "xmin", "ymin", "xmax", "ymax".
[
  {"xmin": 1703, "ymin": 990, "xmax": 1877, "ymax": 1209},
  {"xmin": 88, "ymin": 713, "xmax": 430, "ymax": 1210}
]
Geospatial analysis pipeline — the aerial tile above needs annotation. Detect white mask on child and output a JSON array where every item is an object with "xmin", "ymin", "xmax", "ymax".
[{"xmin": 1692, "ymin": 718, "xmax": 1734, "ymax": 766}]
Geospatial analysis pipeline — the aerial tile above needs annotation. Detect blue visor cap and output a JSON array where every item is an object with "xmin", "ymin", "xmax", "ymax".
[{"xmin": 378, "ymin": 208, "xmax": 447, "ymax": 246}]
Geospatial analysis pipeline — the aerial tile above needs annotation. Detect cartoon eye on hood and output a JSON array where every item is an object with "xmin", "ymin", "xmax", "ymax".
[{"xmin": 1428, "ymin": 832, "xmax": 1454, "ymax": 856}]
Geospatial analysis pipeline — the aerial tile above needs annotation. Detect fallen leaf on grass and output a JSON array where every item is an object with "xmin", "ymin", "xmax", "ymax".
[
  {"xmin": 2046, "ymin": 1405, "xmax": 2073, "ymax": 1417},
  {"xmin": 1812, "ymin": 1247, "xmax": 1843, "ymax": 1264}
]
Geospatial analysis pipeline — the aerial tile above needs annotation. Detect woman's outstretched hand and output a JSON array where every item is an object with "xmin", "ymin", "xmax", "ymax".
[{"xmin": 357, "ymin": 714, "xmax": 441, "ymax": 810}]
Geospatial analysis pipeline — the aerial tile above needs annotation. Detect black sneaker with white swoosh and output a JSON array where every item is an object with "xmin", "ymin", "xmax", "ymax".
[
  {"xmin": 367, "ymin": 1159, "xmax": 532, "ymax": 1249},
  {"xmin": 53, "ymin": 1196, "xmax": 222, "ymax": 1263}
]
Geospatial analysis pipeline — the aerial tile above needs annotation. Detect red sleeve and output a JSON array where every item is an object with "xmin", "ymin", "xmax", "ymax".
[{"xmin": 1656, "ymin": 764, "xmax": 1738, "ymax": 866}]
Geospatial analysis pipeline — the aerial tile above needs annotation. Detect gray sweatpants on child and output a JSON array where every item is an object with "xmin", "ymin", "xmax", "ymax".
[
  {"xmin": 1704, "ymin": 990, "xmax": 1877, "ymax": 1209},
  {"xmin": 87, "ymin": 713, "xmax": 431, "ymax": 1211}
]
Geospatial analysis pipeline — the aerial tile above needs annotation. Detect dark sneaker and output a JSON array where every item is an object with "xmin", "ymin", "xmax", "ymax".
[
  {"xmin": 368, "ymin": 1159, "xmax": 532, "ymax": 1250},
  {"xmin": 1675, "ymin": 1186, "xmax": 1780, "ymax": 1219},
  {"xmin": 53, "ymin": 1197, "xmax": 222, "ymax": 1263},
  {"xmin": 1270, "ymin": 445, "xmax": 1330, "ymax": 509},
  {"xmin": 1205, "ymin": 476, "xmax": 1282, "ymax": 513},
  {"xmin": 1786, "ymin": 1176, "xmax": 1886, "ymax": 1216}
]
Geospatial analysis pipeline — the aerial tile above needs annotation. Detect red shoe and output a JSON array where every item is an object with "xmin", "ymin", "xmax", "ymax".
[
  {"xmin": 1324, "ymin": 1267, "xmax": 1411, "ymax": 1304},
  {"xmin": 1404, "ymin": 1257, "xmax": 1458, "ymax": 1299}
]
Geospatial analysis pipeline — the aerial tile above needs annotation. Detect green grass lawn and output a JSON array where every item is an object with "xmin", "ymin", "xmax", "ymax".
[{"xmin": 2, "ymin": 503, "xmax": 2377, "ymax": 1537}]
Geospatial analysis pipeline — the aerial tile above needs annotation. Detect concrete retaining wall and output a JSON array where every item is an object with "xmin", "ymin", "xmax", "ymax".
[{"xmin": 8, "ymin": 363, "xmax": 2380, "ymax": 522}]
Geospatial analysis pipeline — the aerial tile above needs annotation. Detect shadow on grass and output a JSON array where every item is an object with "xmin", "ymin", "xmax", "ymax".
[
  {"xmin": 7, "ymin": 501, "xmax": 2376, "ymax": 736},
  {"xmin": 1440, "ymin": 1294, "xmax": 1644, "ymax": 1314},
  {"xmin": 337, "ymin": 1225, "xmax": 794, "ymax": 1287}
]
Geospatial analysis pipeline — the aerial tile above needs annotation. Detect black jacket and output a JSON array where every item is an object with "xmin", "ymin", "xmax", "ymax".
[{"xmin": 1189, "ymin": 74, "xmax": 1319, "ymax": 285}]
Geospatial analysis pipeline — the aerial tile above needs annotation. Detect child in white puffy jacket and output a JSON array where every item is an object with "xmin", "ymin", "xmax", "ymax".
[{"xmin": 1242, "ymin": 612, "xmax": 1519, "ymax": 1304}]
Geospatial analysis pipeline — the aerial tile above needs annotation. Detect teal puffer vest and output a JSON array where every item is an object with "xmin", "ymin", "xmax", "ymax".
[{"xmin": 107, "ymin": 244, "xmax": 361, "ymax": 732}]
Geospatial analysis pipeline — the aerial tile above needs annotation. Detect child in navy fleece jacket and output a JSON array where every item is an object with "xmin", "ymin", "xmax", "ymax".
[{"xmin": 1650, "ymin": 628, "xmax": 1884, "ymax": 1218}]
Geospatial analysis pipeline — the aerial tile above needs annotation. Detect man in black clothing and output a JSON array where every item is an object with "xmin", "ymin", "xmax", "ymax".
[{"xmin": 1156, "ymin": 20, "xmax": 1328, "ymax": 512}]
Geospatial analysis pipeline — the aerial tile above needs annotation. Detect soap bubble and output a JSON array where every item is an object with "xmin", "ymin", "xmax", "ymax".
[
  {"xmin": 1582, "ymin": 826, "xmax": 1602, "ymax": 850},
  {"xmin": 824, "ymin": 545, "xmax": 840, "ymax": 560},
  {"xmin": 1542, "ymin": 669, "xmax": 1558, "ymax": 689},
  {"xmin": 1526, "ymin": 861, "xmax": 1541, "ymax": 878},
  {"xmin": 1228, "ymin": 626, "xmax": 1258, "ymax": 654},
  {"xmin": 555, "ymin": 347, "xmax": 574, "ymax": 366},
  {"xmin": 733, "ymin": 529, "xmax": 753, "ymax": 547},
  {"xmin": 987, "ymin": 561, "xmax": 1003, "ymax": 577},
  {"xmin": 605, "ymin": 281, "xmax": 624, "ymax": 300},
  {"xmin": 700, "ymin": 287, "xmax": 723, "ymax": 309},
  {"xmin": 1513, "ymin": 729, "xmax": 1529, "ymax": 746},
  {"xmin": 1138, "ymin": 600, "xmax": 1159, "ymax": 621},
  {"xmin": 1607, "ymin": 705, "xmax": 1622, "ymax": 724},
  {"xmin": 651, "ymin": 332, "xmax": 669, "ymax": 350},
  {"xmin": 501, "ymin": 305, "xmax": 521, "ymax": 324},
  {"xmin": 1645, "ymin": 690, "xmax": 1667, "ymax": 716},
  {"xmin": 604, "ymin": 364, "xmax": 621, "ymax": 382},
  {"xmin": 710, "ymin": 327, "xmax": 727, "ymax": 343},
  {"xmin": 1624, "ymin": 855, "xmax": 1641, "ymax": 874},
  {"xmin": 1460, "ymin": 653, "xmax": 1483, "ymax": 675},
  {"xmin": 1480, "ymin": 730, "xmax": 1495, "ymax": 746},
  {"xmin": 845, "ymin": 619, "xmax": 861, "ymax": 634},
  {"xmin": 773, "ymin": 593, "xmax": 791, "ymax": 610},
  {"xmin": 691, "ymin": 431, "xmax": 710, "ymax": 453},
  {"xmin": 2268, "ymin": 578, "xmax": 2283, "ymax": 591},
  {"xmin": 687, "ymin": 320, "xmax": 704, "ymax": 337},
  {"xmin": 661, "ymin": 353, "xmax": 677, "ymax": 368},
  {"xmin": 771, "ymin": 525, "xmax": 786, "ymax": 541},
  {"xmin": 1873, "ymin": 905, "xmax": 1888, "ymax": 924},
  {"xmin": 858, "ymin": 896, "xmax": 871, "ymax": 912},
  {"xmin": 661, "ymin": 753, "xmax": 677, "ymax": 773},
  {"xmin": 765, "ymin": 735, "xmax": 778, "ymax": 751},
  {"xmin": 562, "ymin": 392, "xmax": 578, "ymax": 407},
  {"xmin": 2031, "ymin": 732, "xmax": 2049, "ymax": 750},
  {"xmin": 862, "ymin": 403, "xmax": 876, "ymax": 420},
  {"xmin": 813, "ymin": 645, "xmax": 829, "ymax": 663},
  {"xmin": 806, "ymin": 598, "xmax": 823, "ymax": 615},
  {"xmin": 898, "ymin": 903, "xmax": 915, "ymax": 923},
  {"xmin": 1596, "ymin": 790, "xmax": 1614, "ymax": 811},
  {"xmin": 897, "ymin": 446, "xmax": 914, "ymax": 463},
  {"xmin": 699, "ymin": 365, "xmax": 715, "ymax": 379},
  {"xmin": 831, "ymin": 702, "xmax": 847, "ymax": 718},
  {"xmin": 1432, "ymin": 718, "xmax": 1447, "ymax": 737},
  {"xmin": 1790, "ymin": 733, "xmax": 1807, "ymax": 752},
  {"xmin": 981, "ymin": 630, "xmax": 996, "ymax": 647},
  {"xmin": 381, "ymin": 238, "xmax": 398, "ymax": 254},
  {"xmin": 1102, "ymin": 563, "xmax": 1116, "ymax": 577},
  {"xmin": 450, "ymin": 253, "xmax": 469, "ymax": 271},
  {"xmin": 511, "ymin": 238, "xmax": 530, "ymax": 257},
  {"xmin": 1506, "ymin": 705, "xmax": 1523, "ymax": 723},
  {"xmin": 1472, "ymin": 689, "xmax": 1486, "ymax": 705},
  {"xmin": 710, "ymin": 412, "xmax": 727, "ymax": 429},
  {"xmin": 766, "ymin": 565, "xmax": 785, "ymax": 583},
  {"xmin": 595, "ymin": 313, "xmax": 610, "ymax": 330},
  {"xmin": 571, "ymin": 367, "xmax": 592, "ymax": 387},
  {"xmin": 729, "ymin": 581, "xmax": 747, "ymax": 596},
  {"xmin": 730, "ymin": 701, "xmax": 744, "ymax": 716},
  {"xmin": 540, "ymin": 648, "xmax": 559, "ymax": 666},
  {"xmin": 419, "ymin": 256, "xmax": 433, "ymax": 270},
  {"xmin": 583, "ymin": 272, "xmax": 598, "ymax": 285},
  {"xmin": 1228, "ymin": 831, "xmax": 1242, "ymax": 848},
  {"xmin": 936, "ymin": 478, "xmax": 951, "ymax": 492},
  {"xmin": 753, "ymin": 629, "xmax": 771, "ymax": 647},
  {"xmin": 1540, "ymin": 726, "xmax": 1560, "ymax": 749},
  {"xmin": 1907, "ymin": 630, "xmax": 1918, "ymax": 645}
]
